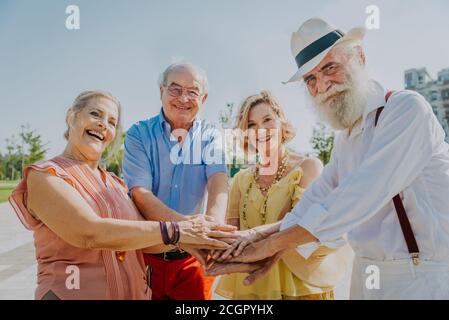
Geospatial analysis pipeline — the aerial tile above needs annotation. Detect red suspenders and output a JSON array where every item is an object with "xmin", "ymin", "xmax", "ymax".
[{"xmin": 374, "ymin": 91, "xmax": 420, "ymax": 265}]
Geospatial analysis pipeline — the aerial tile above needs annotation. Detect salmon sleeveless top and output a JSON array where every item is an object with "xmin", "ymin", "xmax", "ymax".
[{"xmin": 9, "ymin": 156, "xmax": 151, "ymax": 300}]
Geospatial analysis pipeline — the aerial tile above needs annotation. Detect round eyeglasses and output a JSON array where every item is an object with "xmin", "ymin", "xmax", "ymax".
[{"xmin": 164, "ymin": 84, "xmax": 201, "ymax": 100}]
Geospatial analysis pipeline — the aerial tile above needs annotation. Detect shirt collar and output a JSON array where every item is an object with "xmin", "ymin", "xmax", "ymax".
[
  {"xmin": 346, "ymin": 79, "xmax": 386, "ymax": 138},
  {"xmin": 158, "ymin": 107, "xmax": 202, "ymax": 133}
]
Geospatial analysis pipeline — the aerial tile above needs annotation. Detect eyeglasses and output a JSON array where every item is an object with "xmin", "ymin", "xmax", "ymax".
[
  {"xmin": 303, "ymin": 63, "xmax": 343, "ymax": 88},
  {"xmin": 164, "ymin": 84, "xmax": 202, "ymax": 100}
]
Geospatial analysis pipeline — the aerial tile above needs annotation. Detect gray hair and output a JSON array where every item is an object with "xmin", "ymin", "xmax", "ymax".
[
  {"xmin": 158, "ymin": 61, "xmax": 209, "ymax": 93},
  {"xmin": 333, "ymin": 41, "xmax": 365, "ymax": 66}
]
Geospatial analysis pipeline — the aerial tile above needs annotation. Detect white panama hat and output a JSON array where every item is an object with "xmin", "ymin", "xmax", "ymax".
[{"xmin": 283, "ymin": 18, "xmax": 366, "ymax": 84}]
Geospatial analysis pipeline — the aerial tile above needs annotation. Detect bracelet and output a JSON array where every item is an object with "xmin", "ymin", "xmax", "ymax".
[
  {"xmin": 171, "ymin": 221, "xmax": 180, "ymax": 245},
  {"xmin": 160, "ymin": 221, "xmax": 180, "ymax": 245},
  {"xmin": 159, "ymin": 221, "xmax": 171, "ymax": 245}
]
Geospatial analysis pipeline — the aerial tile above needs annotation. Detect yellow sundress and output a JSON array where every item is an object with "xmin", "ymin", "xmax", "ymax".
[{"xmin": 215, "ymin": 167, "xmax": 334, "ymax": 300}]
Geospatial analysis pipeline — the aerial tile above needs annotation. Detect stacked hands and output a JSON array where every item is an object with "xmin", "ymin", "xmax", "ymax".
[{"xmin": 175, "ymin": 215, "xmax": 282, "ymax": 286}]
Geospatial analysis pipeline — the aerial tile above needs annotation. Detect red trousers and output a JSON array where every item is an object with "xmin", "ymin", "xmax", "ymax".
[{"xmin": 144, "ymin": 254, "xmax": 215, "ymax": 300}]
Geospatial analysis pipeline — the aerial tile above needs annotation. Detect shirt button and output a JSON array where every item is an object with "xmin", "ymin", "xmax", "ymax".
[{"xmin": 174, "ymin": 185, "xmax": 178, "ymax": 188}]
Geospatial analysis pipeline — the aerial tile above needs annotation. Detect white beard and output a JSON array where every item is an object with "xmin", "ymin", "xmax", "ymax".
[{"xmin": 311, "ymin": 65, "xmax": 369, "ymax": 130}]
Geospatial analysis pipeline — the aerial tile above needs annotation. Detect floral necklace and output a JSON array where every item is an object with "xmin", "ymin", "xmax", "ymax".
[{"xmin": 241, "ymin": 150, "xmax": 289, "ymax": 229}]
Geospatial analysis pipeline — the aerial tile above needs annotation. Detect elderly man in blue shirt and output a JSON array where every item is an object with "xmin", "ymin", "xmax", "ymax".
[{"xmin": 123, "ymin": 61, "xmax": 228, "ymax": 300}]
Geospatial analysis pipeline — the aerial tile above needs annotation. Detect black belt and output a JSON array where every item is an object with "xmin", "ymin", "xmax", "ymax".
[{"xmin": 151, "ymin": 250, "xmax": 191, "ymax": 261}]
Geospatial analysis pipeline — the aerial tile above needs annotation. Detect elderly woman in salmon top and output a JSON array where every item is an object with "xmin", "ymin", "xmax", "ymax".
[{"xmin": 9, "ymin": 90, "xmax": 235, "ymax": 300}]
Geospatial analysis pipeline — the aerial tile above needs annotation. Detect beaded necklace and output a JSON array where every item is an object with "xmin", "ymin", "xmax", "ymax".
[{"xmin": 241, "ymin": 150, "xmax": 289, "ymax": 229}]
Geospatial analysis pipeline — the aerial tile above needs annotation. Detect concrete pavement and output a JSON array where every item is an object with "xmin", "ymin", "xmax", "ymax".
[{"xmin": 0, "ymin": 202, "xmax": 36, "ymax": 299}]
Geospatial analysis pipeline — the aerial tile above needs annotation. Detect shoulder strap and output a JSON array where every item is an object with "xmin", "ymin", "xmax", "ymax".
[
  {"xmin": 392, "ymin": 195, "xmax": 420, "ymax": 264},
  {"xmin": 374, "ymin": 90, "xmax": 420, "ymax": 265},
  {"xmin": 375, "ymin": 107, "xmax": 384, "ymax": 126},
  {"xmin": 374, "ymin": 90, "xmax": 395, "ymax": 126}
]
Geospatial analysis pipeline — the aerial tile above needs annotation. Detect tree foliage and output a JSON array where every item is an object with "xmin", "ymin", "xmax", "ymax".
[
  {"xmin": 310, "ymin": 123, "xmax": 335, "ymax": 165},
  {"xmin": 101, "ymin": 132, "xmax": 126, "ymax": 177},
  {"xmin": 1, "ymin": 125, "xmax": 48, "ymax": 180}
]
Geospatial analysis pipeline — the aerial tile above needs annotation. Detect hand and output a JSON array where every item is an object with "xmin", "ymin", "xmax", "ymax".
[
  {"xmin": 226, "ymin": 236, "xmax": 278, "ymax": 263},
  {"xmin": 211, "ymin": 229, "xmax": 265, "ymax": 262},
  {"xmin": 205, "ymin": 261, "xmax": 262, "ymax": 275},
  {"xmin": 205, "ymin": 251, "xmax": 284, "ymax": 286},
  {"xmin": 179, "ymin": 244, "xmax": 212, "ymax": 267},
  {"xmin": 178, "ymin": 216, "xmax": 237, "ymax": 250},
  {"xmin": 242, "ymin": 250, "xmax": 284, "ymax": 285},
  {"xmin": 185, "ymin": 214, "xmax": 215, "ymax": 222},
  {"xmin": 226, "ymin": 226, "xmax": 309, "ymax": 263}
]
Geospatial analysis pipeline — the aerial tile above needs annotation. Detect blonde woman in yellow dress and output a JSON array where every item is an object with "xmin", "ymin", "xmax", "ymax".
[{"xmin": 214, "ymin": 91, "xmax": 334, "ymax": 300}]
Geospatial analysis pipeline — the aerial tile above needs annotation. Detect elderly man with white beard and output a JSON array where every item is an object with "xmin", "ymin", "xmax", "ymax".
[{"xmin": 206, "ymin": 18, "xmax": 449, "ymax": 299}]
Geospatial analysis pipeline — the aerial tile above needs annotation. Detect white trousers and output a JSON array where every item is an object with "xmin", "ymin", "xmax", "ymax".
[{"xmin": 350, "ymin": 256, "xmax": 449, "ymax": 300}]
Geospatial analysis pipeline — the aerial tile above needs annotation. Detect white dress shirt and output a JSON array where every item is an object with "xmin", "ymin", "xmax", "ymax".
[{"xmin": 281, "ymin": 80, "xmax": 449, "ymax": 261}]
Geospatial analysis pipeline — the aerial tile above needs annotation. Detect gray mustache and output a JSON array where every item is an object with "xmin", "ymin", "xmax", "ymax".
[{"xmin": 314, "ymin": 83, "xmax": 352, "ymax": 104}]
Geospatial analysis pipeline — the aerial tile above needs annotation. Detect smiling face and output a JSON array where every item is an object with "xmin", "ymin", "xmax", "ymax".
[
  {"xmin": 247, "ymin": 103, "xmax": 283, "ymax": 154},
  {"xmin": 303, "ymin": 47, "xmax": 350, "ymax": 98},
  {"xmin": 66, "ymin": 97, "xmax": 119, "ymax": 161},
  {"xmin": 302, "ymin": 44, "xmax": 369, "ymax": 130},
  {"xmin": 160, "ymin": 66, "xmax": 208, "ymax": 129}
]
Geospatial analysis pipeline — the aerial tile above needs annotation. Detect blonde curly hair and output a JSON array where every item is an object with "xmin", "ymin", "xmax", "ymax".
[{"xmin": 235, "ymin": 90, "xmax": 295, "ymax": 151}]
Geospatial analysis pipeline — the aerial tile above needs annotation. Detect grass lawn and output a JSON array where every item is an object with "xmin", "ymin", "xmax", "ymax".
[
  {"xmin": 0, "ymin": 186, "xmax": 13, "ymax": 203},
  {"xmin": 0, "ymin": 181, "xmax": 18, "ymax": 203}
]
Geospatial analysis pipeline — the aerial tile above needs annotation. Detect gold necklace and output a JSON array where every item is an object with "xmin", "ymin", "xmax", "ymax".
[
  {"xmin": 255, "ymin": 150, "xmax": 289, "ymax": 194},
  {"xmin": 241, "ymin": 150, "xmax": 289, "ymax": 229}
]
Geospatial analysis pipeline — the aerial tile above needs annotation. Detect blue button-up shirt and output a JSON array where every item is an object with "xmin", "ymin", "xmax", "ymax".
[{"xmin": 123, "ymin": 109, "xmax": 227, "ymax": 215}]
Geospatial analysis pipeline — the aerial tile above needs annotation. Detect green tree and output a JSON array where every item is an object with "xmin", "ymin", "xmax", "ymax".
[
  {"xmin": 0, "ymin": 153, "xmax": 6, "ymax": 180},
  {"xmin": 3, "ymin": 135, "xmax": 22, "ymax": 180},
  {"xmin": 1, "ymin": 125, "xmax": 48, "ymax": 180},
  {"xmin": 219, "ymin": 102, "xmax": 235, "ymax": 129},
  {"xmin": 101, "ymin": 132, "xmax": 126, "ymax": 177},
  {"xmin": 20, "ymin": 125, "xmax": 49, "ymax": 167},
  {"xmin": 218, "ymin": 102, "xmax": 243, "ymax": 177},
  {"xmin": 310, "ymin": 123, "xmax": 335, "ymax": 165}
]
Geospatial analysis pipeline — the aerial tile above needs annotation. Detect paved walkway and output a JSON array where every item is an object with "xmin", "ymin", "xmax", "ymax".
[
  {"xmin": 0, "ymin": 182, "xmax": 19, "ymax": 188},
  {"xmin": 0, "ymin": 202, "xmax": 352, "ymax": 300},
  {"xmin": 0, "ymin": 202, "xmax": 36, "ymax": 300}
]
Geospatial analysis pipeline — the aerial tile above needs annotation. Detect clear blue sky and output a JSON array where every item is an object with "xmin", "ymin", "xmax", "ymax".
[{"xmin": 1, "ymin": 0, "xmax": 449, "ymax": 158}]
